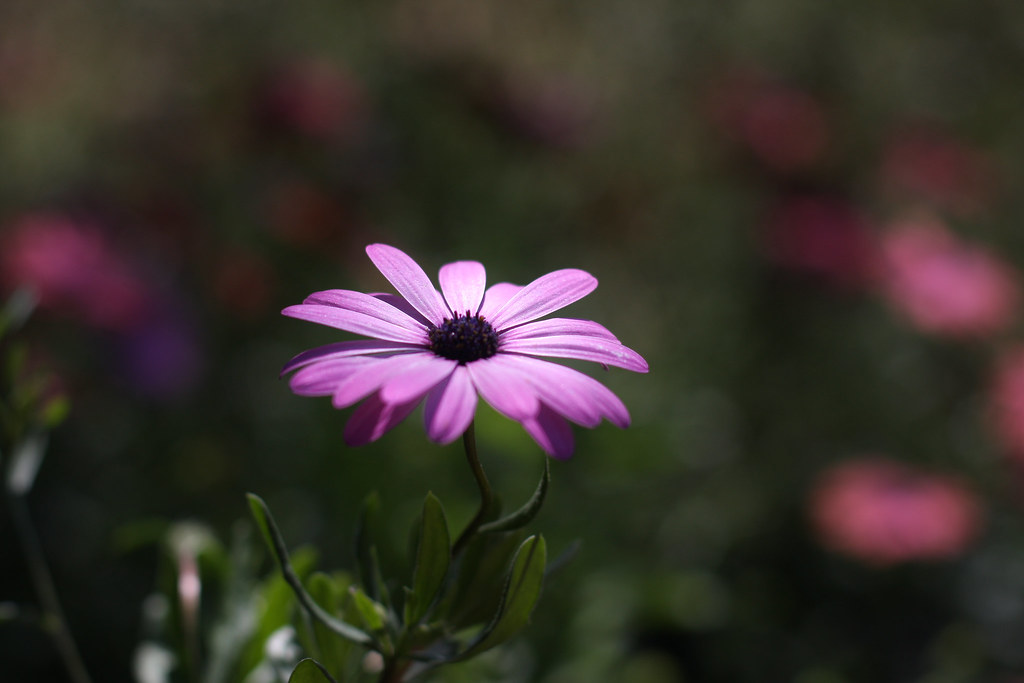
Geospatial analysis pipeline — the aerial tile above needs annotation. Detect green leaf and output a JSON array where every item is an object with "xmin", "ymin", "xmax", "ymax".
[
  {"xmin": 288, "ymin": 658, "xmax": 338, "ymax": 683},
  {"xmin": 239, "ymin": 547, "xmax": 318, "ymax": 676},
  {"xmin": 404, "ymin": 493, "xmax": 451, "ymax": 626},
  {"xmin": 246, "ymin": 493, "xmax": 374, "ymax": 646},
  {"xmin": 348, "ymin": 586, "xmax": 394, "ymax": 657},
  {"xmin": 354, "ymin": 492, "xmax": 390, "ymax": 607},
  {"xmin": 446, "ymin": 531, "xmax": 525, "ymax": 628},
  {"xmin": 478, "ymin": 458, "xmax": 549, "ymax": 534},
  {"xmin": 248, "ymin": 493, "xmax": 276, "ymax": 551},
  {"xmin": 457, "ymin": 534, "xmax": 547, "ymax": 660},
  {"xmin": 307, "ymin": 572, "xmax": 354, "ymax": 675},
  {"xmin": 348, "ymin": 586, "xmax": 387, "ymax": 632}
]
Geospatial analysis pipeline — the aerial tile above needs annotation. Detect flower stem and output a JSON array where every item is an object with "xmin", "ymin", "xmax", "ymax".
[
  {"xmin": 452, "ymin": 421, "xmax": 493, "ymax": 557},
  {"xmin": 9, "ymin": 492, "xmax": 93, "ymax": 683},
  {"xmin": 378, "ymin": 658, "xmax": 410, "ymax": 683}
]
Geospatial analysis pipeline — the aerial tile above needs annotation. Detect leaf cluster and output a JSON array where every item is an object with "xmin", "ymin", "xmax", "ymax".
[{"xmin": 246, "ymin": 458, "xmax": 553, "ymax": 682}]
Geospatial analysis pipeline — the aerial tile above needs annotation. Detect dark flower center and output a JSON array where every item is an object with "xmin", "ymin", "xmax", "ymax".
[{"xmin": 428, "ymin": 312, "xmax": 499, "ymax": 363}]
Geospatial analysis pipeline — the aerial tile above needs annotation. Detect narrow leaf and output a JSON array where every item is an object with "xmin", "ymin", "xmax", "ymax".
[
  {"xmin": 348, "ymin": 586, "xmax": 386, "ymax": 632},
  {"xmin": 478, "ymin": 458, "xmax": 549, "ymax": 534},
  {"xmin": 246, "ymin": 494, "xmax": 374, "ymax": 646},
  {"xmin": 457, "ymin": 535, "xmax": 547, "ymax": 660},
  {"xmin": 404, "ymin": 493, "xmax": 451, "ymax": 626},
  {"xmin": 355, "ymin": 492, "xmax": 390, "ymax": 606},
  {"xmin": 288, "ymin": 658, "xmax": 338, "ymax": 683}
]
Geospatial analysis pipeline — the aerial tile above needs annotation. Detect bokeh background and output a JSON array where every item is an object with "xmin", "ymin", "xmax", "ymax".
[{"xmin": 4, "ymin": 0, "xmax": 1024, "ymax": 681}]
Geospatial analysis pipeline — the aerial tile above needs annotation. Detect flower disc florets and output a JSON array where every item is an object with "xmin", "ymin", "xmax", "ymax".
[{"xmin": 428, "ymin": 312, "xmax": 499, "ymax": 364}]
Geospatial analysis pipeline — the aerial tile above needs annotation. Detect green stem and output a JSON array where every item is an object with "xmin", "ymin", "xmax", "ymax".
[
  {"xmin": 9, "ymin": 493, "xmax": 93, "ymax": 683},
  {"xmin": 451, "ymin": 421, "xmax": 492, "ymax": 557},
  {"xmin": 378, "ymin": 658, "xmax": 410, "ymax": 683}
]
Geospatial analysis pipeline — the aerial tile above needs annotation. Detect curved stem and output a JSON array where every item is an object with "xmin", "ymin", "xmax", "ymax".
[
  {"xmin": 9, "ymin": 493, "xmax": 93, "ymax": 683},
  {"xmin": 452, "ymin": 422, "xmax": 493, "ymax": 557}
]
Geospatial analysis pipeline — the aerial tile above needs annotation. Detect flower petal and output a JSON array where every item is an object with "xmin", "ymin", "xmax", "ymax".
[
  {"xmin": 284, "ymin": 245, "xmax": 645, "ymax": 454},
  {"xmin": 380, "ymin": 355, "xmax": 457, "ymax": 404},
  {"xmin": 439, "ymin": 261, "xmax": 487, "ymax": 317},
  {"xmin": 466, "ymin": 355, "xmax": 540, "ymax": 420},
  {"xmin": 344, "ymin": 392, "xmax": 422, "ymax": 446},
  {"xmin": 289, "ymin": 356, "xmax": 380, "ymax": 396},
  {"xmin": 499, "ymin": 318, "xmax": 620, "ymax": 343},
  {"xmin": 331, "ymin": 352, "xmax": 436, "ymax": 408},
  {"xmin": 478, "ymin": 283, "xmax": 524, "ymax": 319},
  {"xmin": 282, "ymin": 340, "xmax": 422, "ymax": 376},
  {"xmin": 522, "ymin": 405, "xmax": 575, "ymax": 458},
  {"xmin": 366, "ymin": 244, "xmax": 450, "ymax": 325},
  {"xmin": 371, "ymin": 293, "xmax": 433, "ymax": 327},
  {"xmin": 284, "ymin": 289, "xmax": 428, "ymax": 344},
  {"xmin": 501, "ymin": 336, "xmax": 649, "ymax": 372},
  {"xmin": 500, "ymin": 355, "xmax": 630, "ymax": 428},
  {"xmin": 424, "ymin": 366, "xmax": 477, "ymax": 444},
  {"xmin": 489, "ymin": 269, "xmax": 598, "ymax": 330}
]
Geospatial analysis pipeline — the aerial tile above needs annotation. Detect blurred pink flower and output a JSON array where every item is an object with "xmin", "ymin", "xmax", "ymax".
[
  {"xmin": 879, "ymin": 217, "xmax": 1020, "ymax": 338},
  {"xmin": 703, "ymin": 69, "xmax": 829, "ymax": 172},
  {"xmin": 258, "ymin": 58, "xmax": 367, "ymax": 141},
  {"xmin": 0, "ymin": 212, "xmax": 204, "ymax": 399},
  {"xmin": 880, "ymin": 125, "xmax": 997, "ymax": 216},
  {"xmin": 0, "ymin": 213, "xmax": 150, "ymax": 331},
  {"xmin": 810, "ymin": 458, "xmax": 983, "ymax": 566},
  {"xmin": 987, "ymin": 347, "xmax": 1024, "ymax": 461},
  {"xmin": 282, "ymin": 244, "xmax": 648, "ymax": 457},
  {"xmin": 761, "ymin": 195, "xmax": 880, "ymax": 289}
]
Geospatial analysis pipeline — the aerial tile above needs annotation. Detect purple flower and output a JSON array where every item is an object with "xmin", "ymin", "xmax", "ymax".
[{"xmin": 282, "ymin": 244, "xmax": 648, "ymax": 457}]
